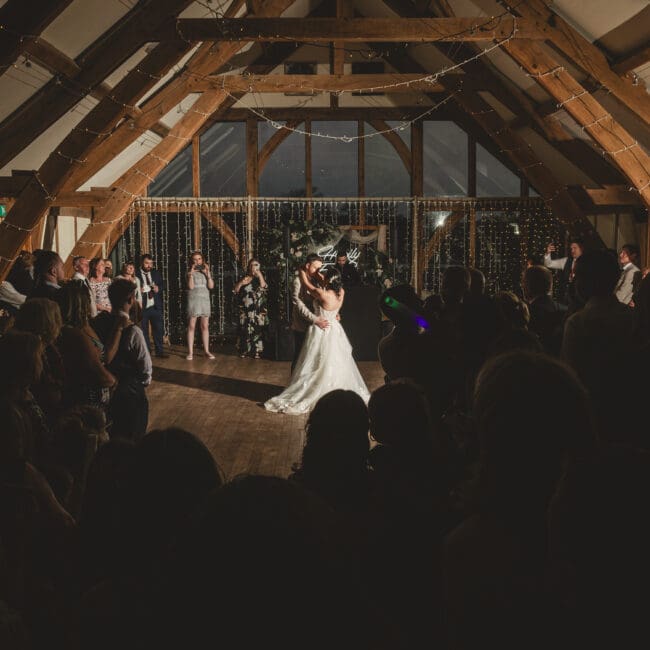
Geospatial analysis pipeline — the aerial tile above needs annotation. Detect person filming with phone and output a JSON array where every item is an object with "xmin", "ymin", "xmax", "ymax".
[
  {"xmin": 233, "ymin": 258, "xmax": 269, "ymax": 359},
  {"xmin": 185, "ymin": 251, "xmax": 215, "ymax": 360}
]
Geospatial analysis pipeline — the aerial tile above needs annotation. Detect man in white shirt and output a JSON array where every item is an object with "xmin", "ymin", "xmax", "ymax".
[
  {"xmin": 72, "ymin": 255, "xmax": 97, "ymax": 317},
  {"xmin": 615, "ymin": 243, "xmax": 641, "ymax": 305},
  {"xmin": 544, "ymin": 238, "xmax": 584, "ymax": 306}
]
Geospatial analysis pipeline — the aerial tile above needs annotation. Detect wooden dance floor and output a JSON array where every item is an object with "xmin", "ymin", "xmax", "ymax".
[{"xmin": 147, "ymin": 345, "xmax": 385, "ymax": 480}]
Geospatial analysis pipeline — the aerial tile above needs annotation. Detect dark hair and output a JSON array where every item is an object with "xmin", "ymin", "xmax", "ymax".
[
  {"xmin": 141, "ymin": 253, "xmax": 153, "ymax": 263},
  {"xmin": 108, "ymin": 278, "xmax": 136, "ymax": 309},
  {"xmin": 190, "ymin": 250, "xmax": 204, "ymax": 261},
  {"xmin": 324, "ymin": 267, "xmax": 342, "ymax": 296},
  {"xmin": 379, "ymin": 284, "xmax": 423, "ymax": 327},
  {"xmin": 33, "ymin": 250, "xmax": 61, "ymax": 281},
  {"xmin": 574, "ymin": 250, "xmax": 621, "ymax": 301},
  {"xmin": 89, "ymin": 257, "xmax": 104, "ymax": 279},
  {"xmin": 468, "ymin": 268, "xmax": 486, "ymax": 296},
  {"xmin": 622, "ymin": 243, "xmax": 640, "ymax": 261},
  {"xmin": 523, "ymin": 265, "xmax": 552, "ymax": 299},
  {"xmin": 305, "ymin": 253, "xmax": 323, "ymax": 265},
  {"xmin": 442, "ymin": 266, "xmax": 471, "ymax": 304},
  {"xmin": 570, "ymin": 236, "xmax": 585, "ymax": 248},
  {"xmin": 58, "ymin": 280, "xmax": 92, "ymax": 328},
  {"xmin": 120, "ymin": 261, "xmax": 135, "ymax": 275},
  {"xmin": 246, "ymin": 258, "xmax": 260, "ymax": 275}
]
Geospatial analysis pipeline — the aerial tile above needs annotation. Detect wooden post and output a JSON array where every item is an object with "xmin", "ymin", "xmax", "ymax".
[
  {"xmin": 469, "ymin": 206, "xmax": 477, "ymax": 268},
  {"xmin": 305, "ymin": 118, "xmax": 313, "ymax": 220},
  {"xmin": 411, "ymin": 120, "xmax": 423, "ymax": 293},
  {"xmin": 358, "ymin": 120, "xmax": 365, "ymax": 227},
  {"xmin": 246, "ymin": 119, "xmax": 258, "ymax": 259},
  {"xmin": 192, "ymin": 134, "xmax": 202, "ymax": 250}
]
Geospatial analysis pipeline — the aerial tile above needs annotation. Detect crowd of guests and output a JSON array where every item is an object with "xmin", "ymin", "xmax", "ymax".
[{"xmin": 1, "ymin": 241, "xmax": 649, "ymax": 649}]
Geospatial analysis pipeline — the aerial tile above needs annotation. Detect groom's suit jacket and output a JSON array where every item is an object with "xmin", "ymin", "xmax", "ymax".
[{"xmin": 291, "ymin": 275, "xmax": 318, "ymax": 332}]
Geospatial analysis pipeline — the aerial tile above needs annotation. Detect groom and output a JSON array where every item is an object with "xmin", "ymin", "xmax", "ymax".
[{"xmin": 291, "ymin": 253, "xmax": 330, "ymax": 372}]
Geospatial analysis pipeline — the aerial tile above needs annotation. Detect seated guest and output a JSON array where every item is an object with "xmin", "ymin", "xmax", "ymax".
[
  {"xmin": 7, "ymin": 250, "xmax": 35, "ymax": 295},
  {"xmin": 89, "ymin": 258, "xmax": 112, "ymax": 313},
  {"xmin": 57, "ymin": 281, "xmax": 117, "ymax": 411},
  {"xmin": 522, "ymin": 265, "xmax": 565, "ymax": 356},
  {"xmin": 0, "ymin": 278, "xmax": 26, "ymax": 315},
  {"xmin": 72, "ymin": 255, "xmax": 97, "ymax": 317},
  {"xmin": 93, "ymin": 279, "xmax": 152, "ymax": 440},
  {"xmin": 615, "ymin": 243, "xmax": 640, "ymax": 305},
  {"xmin": 30, "ymin": 251, "xmax": 64, "ymax": 300},
  {"xmin": 335, "ymin": 252, "xmax": 361, "ymax": 287}
]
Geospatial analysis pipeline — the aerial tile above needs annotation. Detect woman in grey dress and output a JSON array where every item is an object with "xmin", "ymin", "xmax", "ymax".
[{"xmin": 186, "ymin": 251, "xmax": 215, "ymax": 360}]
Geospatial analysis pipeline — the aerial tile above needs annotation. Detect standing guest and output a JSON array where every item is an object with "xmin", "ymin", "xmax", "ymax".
[
  {"xmin": 335, "ymin": 252, "xmax": 361, "ymax": 287},
  {"xmin": 103, "ymin": 259, "xmax": 114, "ymax": 279},
  {"xmin": 544, "ymin": 238, "xmax": 584, "ymax": 307},
  {"xmin": 136, "ymin": 254, "xmax": 168, "ymax": 358},
  {"xmin": 30, "ymin": 251, "xmax": 64, "ymax": 300},
  {"xmin": 72, "ymin": 255, "xmax": 97, "ymax": 317},
  {"xmin": 185, "ymin": 251, "xmax": 215, "ymax": 360},
  {"xmin": 115, "ymin": 261, "xmax": 142, "ymax": 323},
  {"xmin": 57, "ymin": 281, "xmax": 117, "ymax": 410},
  {"xmin": 95, "ymin": 279, "xmax": 152, "ymax": 441},
  {"xmin": 615, "ymin": 243, "xmax": 641, "ymax": 305},
  {"xmin": 233, "ymin": 259, "xmax": 268, "ymax": 359},
  {"xmin": 89, "ymin": 258, "xmax": 112, "ymax": 313}
]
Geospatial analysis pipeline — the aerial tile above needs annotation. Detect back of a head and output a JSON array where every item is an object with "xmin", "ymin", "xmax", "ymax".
[
  {"xmin": 33, "ymin": 250, "xmax": 60, "ymax": 282},
  {"xmin": 303, "ymin": 390, "xmax": 369, "ymax": 479},
  {"xmin": 14, "ymin": 297, "xmax": 62, "ymax": 345},
  {"xmin": 368, "ymin": 380, "xmax": 433, "ymax": 450},
  {"xmin": 442, "ymin": 266, "xmax": 471, "ymax": 304},
  {"xmin": 58, "ymin": 280, "xmax": 91, "ymax": 328},
  {"xmin": 108, "ymin": 278, "xmax": 136, "ymax": 310},
  {"xmin": 574, "ymin": 250, "xmax": 620, "ymax": 302},
  {"xmin": 494, "ymin": 291, "xmax": 530, "ymax": 330},
  {"xmin": 0, "ymin": 329, "xmax": 43, "ymax": 393},
  {"xmin": 523, "ymin": 265, "xmax": 552, "ymax": 301},
  {"xmin": 468, "ymin": 268, "xmax": 486, "ymax": 297},
  {"xmin": 474, "ymin": 351, "xmax": 594, "ymax": 513},
  {"xmin": 379, "ymin": 284, "xmax": 422, "ymax": 326}
]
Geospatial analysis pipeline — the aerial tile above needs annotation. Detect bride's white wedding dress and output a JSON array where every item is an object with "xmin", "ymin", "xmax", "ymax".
[{"xmin": 264, "ymin": 303, "xmax": 370, "ymax": 415}]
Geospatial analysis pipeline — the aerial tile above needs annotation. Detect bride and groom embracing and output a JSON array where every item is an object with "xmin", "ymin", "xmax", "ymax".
[{"xmin": 265, "ymin": 253, "xmax": 370, "ymax": 415}]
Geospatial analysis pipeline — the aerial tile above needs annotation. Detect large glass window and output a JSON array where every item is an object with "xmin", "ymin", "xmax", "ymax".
[
  {"xmin": 259, "ymin": 124, "xmax": 306, "ymax": 197},
  {"xmin": 364, "ymin": 123, "xmax": 410, "ymax": 197},
  {"xmin": 199, "ymin": 122, "xmax": 246, "ymax": 196},
  {"xmin": 477, "ymin": 143, "xmax": 520, "ymax": 196},
  {"xmin": 423, "ymin": 121, "xmax": 467, "ymax": 196},
  {"xmin": 148, "ymin": 144, "xmax": 192, "ymax": 197},
  {"xmin": 312, "ymin": 121, "xmax": 358, "ymax": 197}
]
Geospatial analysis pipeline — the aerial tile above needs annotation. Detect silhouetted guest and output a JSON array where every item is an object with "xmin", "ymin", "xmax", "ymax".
[
  {"xmin": 615, "ymin": 243, "xmax": 640, "ymax": 305},
  {"xmin": 562, "ymin": 250, "xmax": 635, "ymax": 440},
  {"xmin": 444, "ymin": 351, "xmax": 594, "ymax": 650},
  {"xmin": 522, "ymin": 265, "xmax": 565, "ymax": 356},
  {"xmin": 30, "ymin": 251, "xmax": 64, "ymax": 301},
  {"xmin": 7, "ymin": 250, "xmax": 35, "ymax": 295},
  {"xmin": 462, "ymin": 268, "xmax": 499, "ymax": 371},
  {"xmin": 440, "ymin": 266, "xmax": 471, "ymax": 330},
  {"xmin": 335, "ymin": 252, "xmax": 361, "ymax": 287}
]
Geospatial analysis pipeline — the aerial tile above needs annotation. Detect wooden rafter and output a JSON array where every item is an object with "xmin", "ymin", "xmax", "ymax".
[
  {"xmin": 612, "ymin": 43, "xmax": 650, "ymax": 76},
  {"xmin": 503, "ymin": 40, "xmax": 650, "ymax": 208},
  {"xmin": 63, "ymin": 0, "xmax": 298, "ymax": 269},
  {"xmin": 192, "ymin": 73, "xmax": 453, "ymax": 93},
  {"xmin": 258, "ymin": 120, "xmax": 303, "ymax": 173},
  {"xmin": 505, "ymin": 0, "xmax": 650, "ymax": 127},
  {"xmin": 201, "ymin": 107, "xmax": 452, "ymax": 122},
  {"xmin": 169, "ymin": 16, "xmax": 543, "ymax": 42},
  {"xmin": 0, "ymin": 0, "xmax": 196, "ymax": 170},
  {"xmin": 0, "ymin": 0, "xmax": 73, "ymax": 71},
  {"xmin": 0, "ymin": 38, "xmax": 195, "ymax": 280}
]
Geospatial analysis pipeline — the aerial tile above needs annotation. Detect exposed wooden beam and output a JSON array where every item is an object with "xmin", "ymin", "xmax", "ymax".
[
  {"xmin": 193, "ymin": 73, "xmax": 451, "ymax": 93},
  {"xmin": 612, "ymin": 42, "xmax": 650, "ymax": 75},
  {"xmin": 0, "ymin": 0, "xmax": 73, "ymax": 71},
  {"xmin": 246, "ymin": 119, "xmax": 259, "ymax": 197},
  {"xmin": 0, "ymin": 0, "xmax": 196, "ymax": 170},
  {"xmin": 53, "ymin": 189, "xmax": 113, "ymax": 208},
  {"xmin": 170, "ymin": 16, "xmax": 544, "ymax": 42},
  {"xmin": 503, "ymin": 40, "xmax": 650, "ymax": 209},
  {"xmin": 0, "ymin": 38, "xmax": 195, "ymax": 281},
  {"xmin": 258, "ymin": 120, "xmax": 302, "ymax": 173},
  {"xmin": 581, "ymin": 185, "xmax": 642, "ymax": 206},
  {"xmin": 506, "ymin": 0, "xmax": 650, "ymax": 127},
  {"xmin": 331, "ymin": 0, "xmax": 353, "ymax": 109}
]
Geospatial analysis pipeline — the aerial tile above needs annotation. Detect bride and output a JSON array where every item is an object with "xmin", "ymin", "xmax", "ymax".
[{"xmin": 265, "ymin": 267, "xmax": 370, "ymax": 415}]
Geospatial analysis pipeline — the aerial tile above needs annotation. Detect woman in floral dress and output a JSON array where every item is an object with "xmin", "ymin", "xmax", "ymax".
[
  {"xmin": 233, "ymin": 259, "xmax": 268, "ymax": 359},
  {"xmin": 89, "ymin": 258, "xmax": 112, "ymax": 313}
]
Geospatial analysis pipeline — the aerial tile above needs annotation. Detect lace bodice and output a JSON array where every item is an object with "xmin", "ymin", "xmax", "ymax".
[{"xmin": 314, "ymin": 303, "xmax": 340, "ymax": 322}]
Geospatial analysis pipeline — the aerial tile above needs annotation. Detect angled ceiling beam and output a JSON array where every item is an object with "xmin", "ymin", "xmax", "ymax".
[
  {"xmin": 581, "ymin": 185, "xmax": 642, "ymax": 207},
  {"xmin": 169, "ymin": 16, "xmax": 543, "ymax": 42},
  {"xmin": 503, "ymin": 40, "xmax": 650, "ymax": 209},
  {"xmin": 386, "ymin": 0, "xmax": 625, "ymax": 188},
  {"xmin": 0, "ymin": 0, "xmax": 73, "ymax": 71},
  {"xmin": 504, "ymin": 0, "xmax": 650, "ymax": 127},
  {"xmin": 0, "ymin": 39, "xmax": 194, "ymax": 280},
  {"xmin": 0, "ymin": 0, "xmax": 196, "ymax": 169},
  {"xmin": 612, "ymin": 42, "xmax": 650, "ymax": 75},
  {"xmin": 202, "ymin": 107, "xmax": 450, "ymax": 122},
  {"xmin": 63, "ymin": 0, "xmax": 299, "ymax": 268}
]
